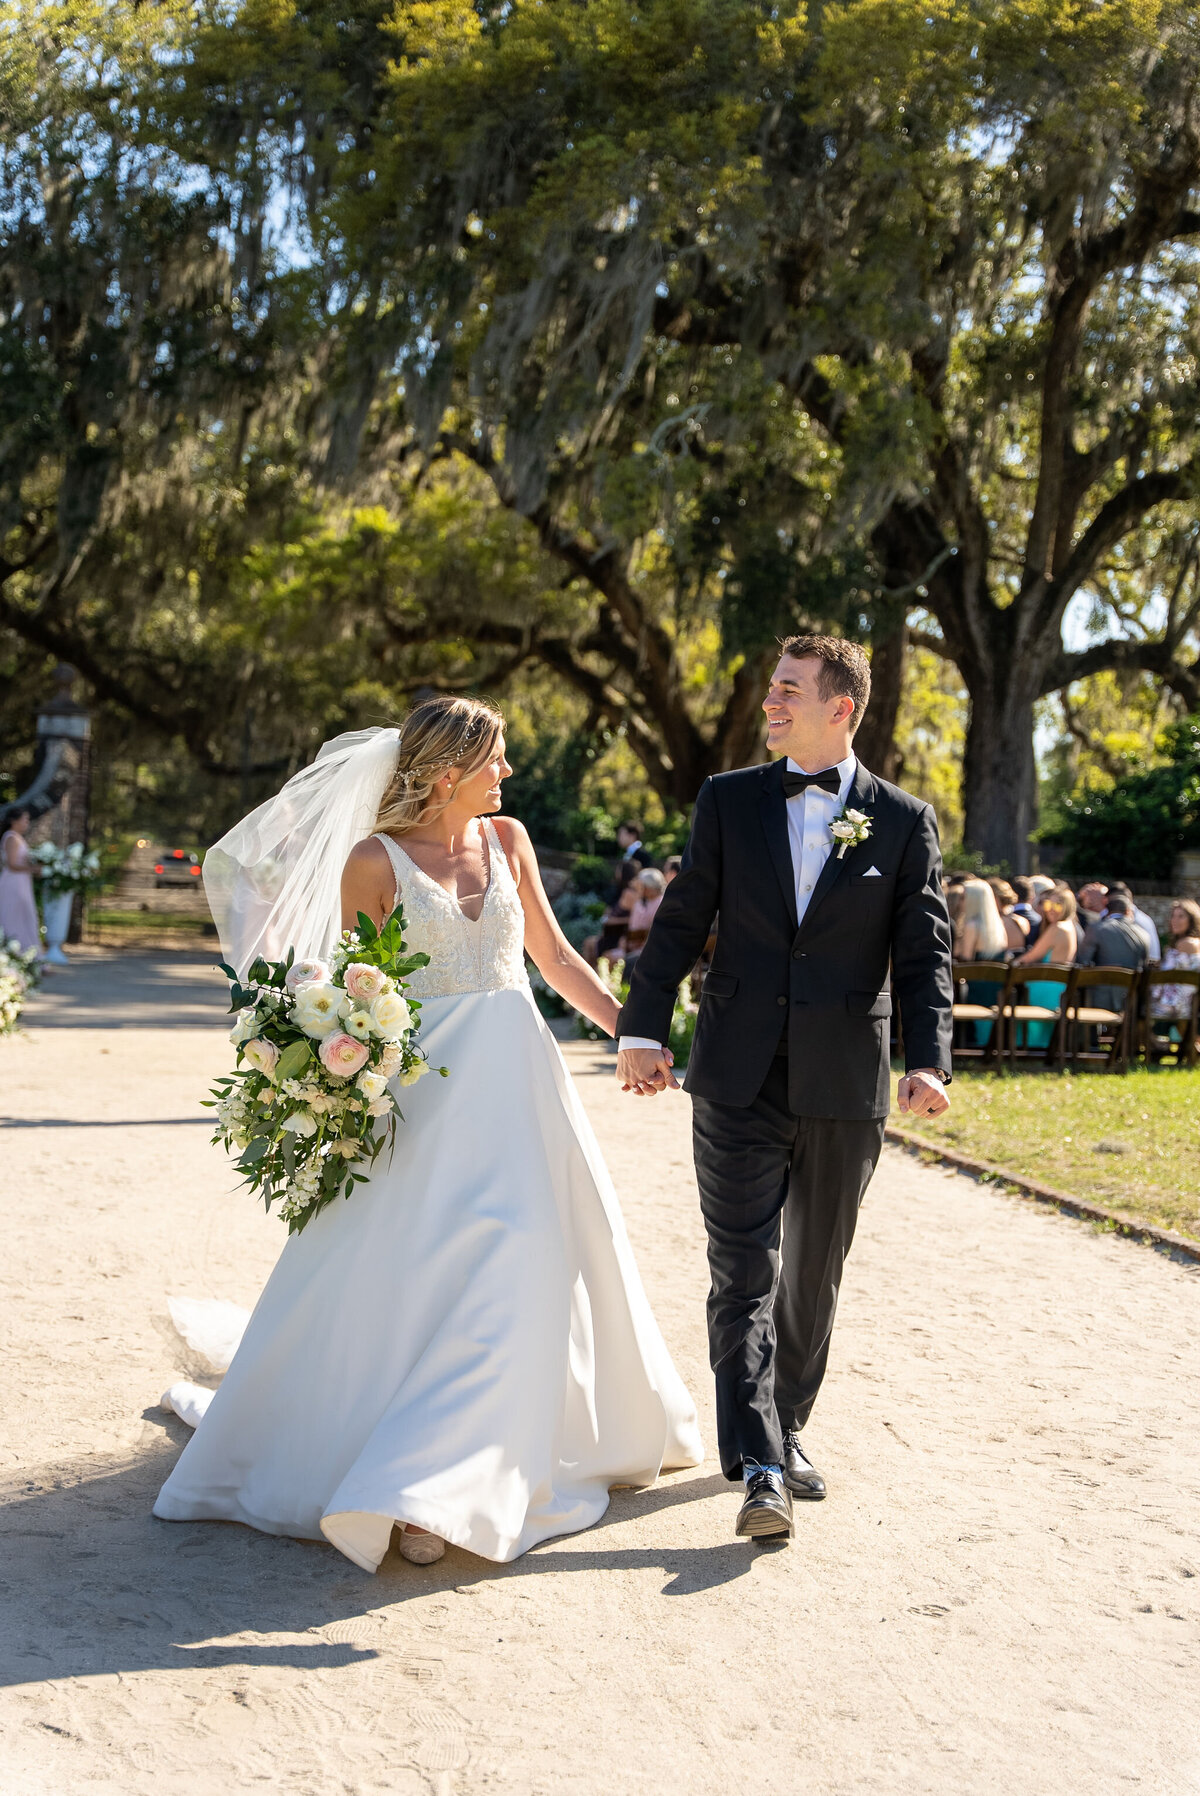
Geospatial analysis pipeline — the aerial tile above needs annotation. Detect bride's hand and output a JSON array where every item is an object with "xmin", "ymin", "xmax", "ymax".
[{"xmin": 617, "ymin": 1046, "xmax": 678, "ymax": 1096}]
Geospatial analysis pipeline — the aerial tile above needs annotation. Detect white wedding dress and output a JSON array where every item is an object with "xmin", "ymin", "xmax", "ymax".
[{"xmin": 153, "ymin": 820, "xmax": 702, "ymax": 1569}]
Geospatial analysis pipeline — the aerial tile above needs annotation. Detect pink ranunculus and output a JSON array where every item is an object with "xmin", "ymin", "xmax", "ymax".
[
  {"xmin": 242, "ymin": 1037, "xmax": 280, "ymax": 1080},
  {"xmin": 285, "ymin": 957, "xmax": 330, "ymax": 993},
  {"xmin": 318, "ymin": 1031, "xmax": 370, "ymax": 1079},
  {"xmin": 342, "ymin": 961, "xmax": 388, "ymax": 1003}
]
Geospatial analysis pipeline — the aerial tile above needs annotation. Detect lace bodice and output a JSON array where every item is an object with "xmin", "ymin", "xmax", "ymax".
[{"xmin": 374, "ymin": 819, "xmax": 529, "ymax": 1000}]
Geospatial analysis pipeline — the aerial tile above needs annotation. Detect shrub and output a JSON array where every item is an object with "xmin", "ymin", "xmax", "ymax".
[{"xmin": 1055, "ymin": 716, "xmax": 1200, "ymax": 878}]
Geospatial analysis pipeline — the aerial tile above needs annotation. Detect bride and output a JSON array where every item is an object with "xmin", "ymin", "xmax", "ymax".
[{"xmin": 153, "ymin": 695, "xmax": 702, "ymax": 1571}]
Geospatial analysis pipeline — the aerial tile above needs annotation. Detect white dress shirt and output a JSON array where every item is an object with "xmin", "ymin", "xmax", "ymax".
[
  {"xmin": 1131, "ymin": 905, "xmax": 1161, "ymax": 961},
  {"xmin": 618, "ymin": 754, "xmax": 857, "ymax": 1053},
  {"xmin": 784, "ymin": 753, "xmax": 857, "ymax": 927}
]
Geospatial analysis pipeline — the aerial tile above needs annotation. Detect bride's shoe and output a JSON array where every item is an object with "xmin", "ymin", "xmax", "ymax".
[{"xmin": 397, "ymin": 1525, "xmax": 445, "ymax": 1565}]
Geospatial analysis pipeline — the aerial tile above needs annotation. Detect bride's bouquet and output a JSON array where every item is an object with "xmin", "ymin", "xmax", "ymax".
[{"xmin": 207, "ymin": 908, "xmax": 445, "ymax": 1235}]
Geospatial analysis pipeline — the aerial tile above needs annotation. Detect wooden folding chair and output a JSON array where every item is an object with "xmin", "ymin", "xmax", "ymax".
[
  {"xmin": 1061, "ymin": 966, "xmax": 1137, "ymax": 1073},
  {"xmin": 951, "ymin": 960, "xmax": 1010, "ymax": 1063},
  {"xmin": 1004, "ymin": 964, "xmax": 1073, "ymax": 1066},
  {"xmin": 1139, "ymin": 966, "xmax": 1200, "ymax": 1067}
]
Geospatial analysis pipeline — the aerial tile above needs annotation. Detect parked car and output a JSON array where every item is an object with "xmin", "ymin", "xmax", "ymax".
[{"xmin": 154, "ymin": 848, "xmax": 202, "ymax": 889}]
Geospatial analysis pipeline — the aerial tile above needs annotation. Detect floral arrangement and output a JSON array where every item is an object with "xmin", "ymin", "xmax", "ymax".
[
  {"xmin": 31, "ymin": 840, "xmax": 102, "ymax": 898},
  {"xmin": 207, "ymin": 908, "xmax": 446, "ymax": 1235},
  {"xmin": 0, "ymin": 941, "xmax": 36, "ymax": 1034},
  {"xmin": 829, "ymin": 805, "xmax": 872, "ymax": 860},
  {"xmin": 4, "ymin": 936, "xmax": 42, "ymax": 990}
]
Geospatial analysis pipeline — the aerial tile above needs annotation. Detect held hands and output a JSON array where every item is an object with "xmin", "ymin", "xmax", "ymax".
[
  {"xmin": 617, "ymin": 1046, "xmax": 679, "ymax": 1097},
  {"xmin": 897, "ymin": 1069, "xmax": 950, "ymax": 1119}
]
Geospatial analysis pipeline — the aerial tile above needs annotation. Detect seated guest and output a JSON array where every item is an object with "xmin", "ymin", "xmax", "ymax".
[
  {"xmin": 1013, "ymin": 886, "xmax": 1079, "ymax": 1047},
  {"xmin": 952, "ymin": 878, "xmax": 1009, "ymax": 962},
  {"xmin": 617, "ymin": 868, "xmax": 666, "ymax": 973},
  {"xmin": 987, "ymin": 878, "xmax": 1030, "ymax": 956},
  {"xmin": 1076, "ymin": 892, "xmax": 1148, "ymax": 1014},
  {"xmin": 1076, "ymin": 881, "xmax": 1109, "ymax": 930},
  {"xmin": 952, "ymin": 878, "xmax": 1009, "ymax": 1047},
  {"xmin": 1149, "ymin": 900, "xmax": 1200, "ymax": 1024},
  {"xmin": 586, "ymin": 821, "xmax": 657, "ymax": 964},
  {"xmin": 663, "ymin": 855, "xmax": 682, "ymax": 885},
  {"xmin": 1105, "ymin": 880, "xmax": 1161, "ymax": 960},
  {"xmin": 1009, "ymin": 876, "xmax": 1042, "ymax": 935}
]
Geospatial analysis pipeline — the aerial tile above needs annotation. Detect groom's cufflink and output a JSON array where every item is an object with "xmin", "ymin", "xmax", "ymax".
[{"xmin": 863, "ymin": 866, "xmax": 883, "ymax": 878}]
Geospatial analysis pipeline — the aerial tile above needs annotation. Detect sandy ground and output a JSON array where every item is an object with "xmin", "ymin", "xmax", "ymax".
[{"xmin": 1, "ymin": 953, "xmax": 1198, "ymax": 1796}]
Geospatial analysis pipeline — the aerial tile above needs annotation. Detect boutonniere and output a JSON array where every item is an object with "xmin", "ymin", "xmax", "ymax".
[{"xmin": 829, "ymin": 806, "xmax": 872, "ymax": 860}]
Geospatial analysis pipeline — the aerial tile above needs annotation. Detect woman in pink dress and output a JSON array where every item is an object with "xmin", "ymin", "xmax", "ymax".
[{"xmin": 0, "ymin": 808, "xmax": 41, "ymax": 954}]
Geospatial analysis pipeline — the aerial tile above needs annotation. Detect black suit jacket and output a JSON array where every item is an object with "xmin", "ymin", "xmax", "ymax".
[{"xmin": 616, "ymin": 759, "xmax": 954, "ymax": 1120}]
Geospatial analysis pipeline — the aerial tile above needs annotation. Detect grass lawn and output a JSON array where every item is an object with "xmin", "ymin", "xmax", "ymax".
[
  {"xmin": 82, "ymin": 910, "xmax": 215, "ymax": 948},
  {"xmin": 891, "ymin": 1064, "xmax": 1200, "ymax": 1244}
]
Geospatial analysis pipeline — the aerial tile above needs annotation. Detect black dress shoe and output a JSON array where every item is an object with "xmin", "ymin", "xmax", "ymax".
[
  {"xmin": 735, "ymin": 1469, "xmax": 794, "ymax": 1540},
  {"xmin": 782, "ymin": 1429, "xmax": 826, "ymax": 1499}
]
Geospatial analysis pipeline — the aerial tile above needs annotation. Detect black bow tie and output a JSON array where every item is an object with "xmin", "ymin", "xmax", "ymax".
[{"xmin": 781, "ymin": 766, "xmax": 841, "ymax": 799}]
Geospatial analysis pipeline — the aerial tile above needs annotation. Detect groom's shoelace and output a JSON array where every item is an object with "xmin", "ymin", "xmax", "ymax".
[{"xmin": 745, "ymin": 1468, "xmax": 785, "ymax": 1501}]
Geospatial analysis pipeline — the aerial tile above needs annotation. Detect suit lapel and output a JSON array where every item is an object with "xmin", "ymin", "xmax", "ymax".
[
  {"xmin": 759, "ymin": 760, "xmax": 799, "ymax": 930},
  {"xmin": 797, "ymin": 760, "xmax": 878, "ymax": 938}
]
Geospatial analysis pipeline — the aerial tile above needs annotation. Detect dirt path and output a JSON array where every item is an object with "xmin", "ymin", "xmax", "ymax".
[{"xmin": 1, "ymin": 954, "xmax": 1197, "ymax": 1795}]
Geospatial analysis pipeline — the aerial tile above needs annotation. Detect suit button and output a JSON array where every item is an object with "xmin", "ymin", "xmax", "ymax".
[
  {"xmin": 776, "ymin": 995, "xmax": 787, "ymax": 1006},
  {"xmin": 792, "ymin": 949, "xmax": 806, "ymax": 960}
]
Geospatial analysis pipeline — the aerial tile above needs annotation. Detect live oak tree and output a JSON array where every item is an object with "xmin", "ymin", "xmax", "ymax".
[
  {"xmin": 0, "ymin": 1, "xmax": 295, "ymax": 777},
  {"xmin": 7, "ymin": 0, "xmax": 1200, "ymax": 868},
  {"xmin": 222, "ymin": 0, "xmax": 1200, "ymax": 861}
]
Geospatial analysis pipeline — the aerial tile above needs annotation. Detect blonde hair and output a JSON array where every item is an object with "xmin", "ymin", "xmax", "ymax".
[
  {"xmin": 956, "ymin": 878, "xmax": 1008, "ymax": 959},
  {"xmin": 1042, "ymin": 884, "xmax": 1077, "ymax": 922},
  {"xmin": 375, "ymin": 696, "xmax": 504, "ymax": 836}
]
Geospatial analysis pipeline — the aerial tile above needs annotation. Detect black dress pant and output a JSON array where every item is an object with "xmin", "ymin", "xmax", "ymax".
[{"xmin": 691, "ymin": 1054, "xmax": 885, "ymax": 1480}]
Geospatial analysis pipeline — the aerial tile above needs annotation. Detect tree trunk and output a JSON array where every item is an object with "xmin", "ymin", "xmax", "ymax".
[
  {"xmin": 855, "ymin": 618, "xmax": 907, "ymax": 782},
  {"xmin": 960, "ymin": 671, "xmax": 1039, "ymax": 872}
]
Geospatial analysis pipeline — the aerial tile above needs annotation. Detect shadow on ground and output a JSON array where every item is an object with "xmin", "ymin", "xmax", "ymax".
[{"xmin": 0, "ymin": 1435, "xmax": 745, "ymax": 1691}]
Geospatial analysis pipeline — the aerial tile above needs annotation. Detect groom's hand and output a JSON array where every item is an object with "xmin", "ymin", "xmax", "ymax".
[
  {"xmin": 617, "ymin": 1046, "xmax": 679, "ymax": 1096},
  {"xmin": 898, "ymin": 1069, "xmax": 950, "ymax": 1118}
]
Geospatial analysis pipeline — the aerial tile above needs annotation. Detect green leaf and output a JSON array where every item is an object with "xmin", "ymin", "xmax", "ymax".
[
  {"xmin": 355, "ymin": 910, "xmax": 379, "ymax": 944},
  {"xmin": 275, "ymin": 1038, "xmax": 314, "ymax": 1081},
  {"xmin": 238, "ymin": 1137, "xmax": 271, "ymax": 1166}
]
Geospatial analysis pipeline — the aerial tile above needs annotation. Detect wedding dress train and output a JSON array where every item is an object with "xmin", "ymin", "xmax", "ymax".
[{"xmin": 153, "ymin": 820, "xmax": 702, "ymax": 1568}]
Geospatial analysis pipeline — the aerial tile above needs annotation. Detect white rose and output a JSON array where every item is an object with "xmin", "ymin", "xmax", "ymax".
[
  {"xmin": 229, "ymin": 1008, "xmax": 258, "ymax": 1046},
  {"xmin": 369, "ymin": 989, "xmax": 413, "ymax": 1040},
  {"xmin": 290, "ymin": 983, "xmax": 344, "ymax": 1038},
  {"xmin": 280, "ymin": 1111, "xmax": 318, "ymax": 1138},
  {"xmin": 398, "ymin": 1059, "xmax": 430, "ymax": 1087},
  {"xmin": 344, "ymin": 1009, "xmax": 374, "ymax": 1041},
  {"xmin": 357, "ymin": 1070, "xmax": 388, "ymax": 1103}
]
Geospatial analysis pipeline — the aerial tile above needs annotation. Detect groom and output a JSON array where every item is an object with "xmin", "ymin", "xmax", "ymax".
[{"xmin": 616, "ymin": 635, "xmax": 953, "ymax": 1540}]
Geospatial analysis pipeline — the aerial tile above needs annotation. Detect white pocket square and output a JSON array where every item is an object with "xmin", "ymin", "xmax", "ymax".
[{"xmin": 863, "ymin": 866, "xmax": 884, "ymax": 878}]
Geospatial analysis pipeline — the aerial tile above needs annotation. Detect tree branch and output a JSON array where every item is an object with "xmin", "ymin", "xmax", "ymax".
[
  {"xmin": 1040, "ymin": 460, "xmax": 1200, "ymax": 631},
  {"xmin": 1038, "ymin": 634, "xmax": 1200, "ymax": 708}
]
